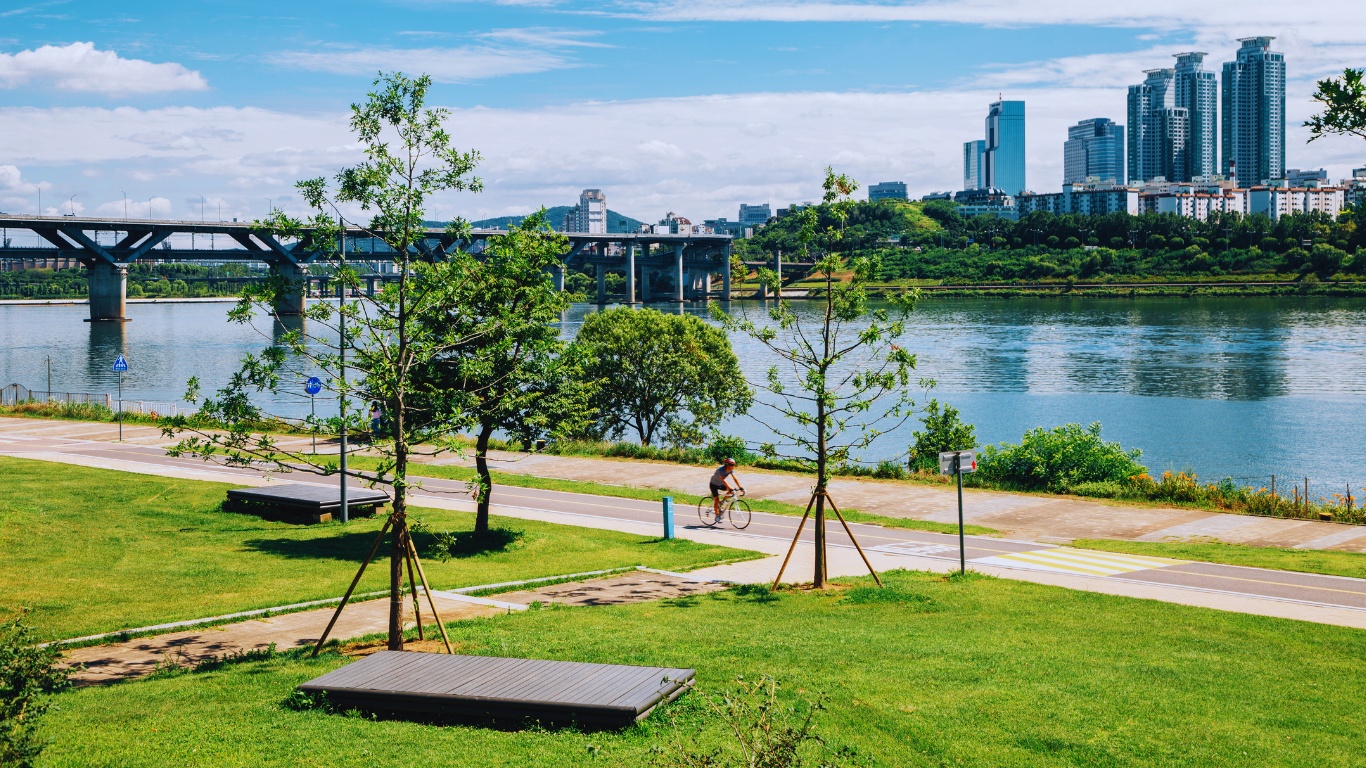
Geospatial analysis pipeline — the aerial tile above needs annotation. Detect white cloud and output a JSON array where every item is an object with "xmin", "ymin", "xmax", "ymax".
[
  {"xmin": 0, "ymin": 164, "xmax": 22, "ymax": 190},
  {"xmin": 480, "ymin": 27, "xmax": 612, "ymax": 48},
  {"xmin": 0, "ymin": 42, "xmax": 208, "ymax": 94},
  {"xmin": 272, "ymin": 45, "xmax": 571, "ymax": 82},
  {"xmin": 95, "ymin": 196, "xmax": 171, "ymax": 218}
]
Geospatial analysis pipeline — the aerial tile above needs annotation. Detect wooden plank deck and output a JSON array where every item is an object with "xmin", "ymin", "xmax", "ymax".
[
  {"xmin": 225, "ymin": 483, "xmax": 388, "ymax": 522},
  {"xmin": 298, "ymin": 651, "xmax": 695, "ymax": 728}
]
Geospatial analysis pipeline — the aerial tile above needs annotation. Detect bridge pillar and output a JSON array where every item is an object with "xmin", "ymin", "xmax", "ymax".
[
  {"xmin": 271, "ymin": 262, "xmax": 307, "ymax": 316},
  {"xmin": 366, "ymin": 277, "xmax": 376, "ymax": 297},
  {"xmin": 674, "ymin": 245, "xmax": 684, "ymax": 302},
  {"xmin": 722, "ymin": 244, "xmax": 732, "ymax": 300},
  {"xmin": 86, "ymin": 262, "xmax": 129, "ymax": 322},
  {"xmin": 595, "ymin": 263, "xmax": 606, "ymax": 304},
  {"xmin": 553, "ymin": 264, "xmax": 565, "ymax": 292},
  {"xmin": 773, "ymin": 250, "xmax": 783, "ymax": 299},
  {"xmin": 625, "ymin": 245, "xmax": 637, "ymax": 304},
  {"xmin": 641, "ymin": 265, "xmax": 652, "ymax": 302}
]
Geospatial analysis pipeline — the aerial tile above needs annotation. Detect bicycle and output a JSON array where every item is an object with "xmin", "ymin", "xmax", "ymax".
[{"xmin": 697, "ymin": 488, "xmax": 752, "ymax": 530}]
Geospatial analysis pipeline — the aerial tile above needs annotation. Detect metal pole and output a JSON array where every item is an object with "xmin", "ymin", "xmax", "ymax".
[
  {"xmin": 956, "ymin": 455, "xmax": 965, "ymax": 574},
  {"xmin": 46, "ymin": 355, "xmax": 51, "ymax": 399},
  {"xmin": 662, "ymin": 497, "xmax": 674, "ymax": 539},
  {"xmin": 339, "ymin": 221, "xmax": 349, "ymax": 524},
  {"xmin": 311, "ymin": 393, "xmax": 317, "ymax": 453},
  {"xmin": 117, "ymin": 373, "xmax": 123, "ymax": 442}
]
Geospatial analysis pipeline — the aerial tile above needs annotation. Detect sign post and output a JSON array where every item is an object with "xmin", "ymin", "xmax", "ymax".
[
  {"xmin": 305, "ymin": 377, "xmax": 323, "ymax": 453},
  {"xmin": 112, "ymin": 354, "xmax": 129, "ymax": 441},
  {"xmin": 662, "ymin": 497, "xmax": 675, "ymax": 539},
  {"xmin": 939, "ymin": 449, "xmax": 977, "ymax": 574}
]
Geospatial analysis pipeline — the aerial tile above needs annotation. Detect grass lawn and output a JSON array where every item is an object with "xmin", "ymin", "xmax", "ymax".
[
  {"xmin": 0, "ymin": 456, "xmax": 752, "ymax": 641},
  {"xmin": 342, "ymin": 455, "xmax": 998, "ymax": 537},
  {"xmin": 42, "ymin": 569, "xmax": 1366, "ymax": 767},
  {"xmin": 1075, "ymin": 538, "xmax": 1366, "ymax": 580}
]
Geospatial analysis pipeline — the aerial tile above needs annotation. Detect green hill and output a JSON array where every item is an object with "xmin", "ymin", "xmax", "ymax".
[{"xmin": 465, "ymin": 207, "xmax": 647, "ymax": 233}]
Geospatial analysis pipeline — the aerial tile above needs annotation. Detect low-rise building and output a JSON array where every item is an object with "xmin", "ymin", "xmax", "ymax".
[
  {"xmin": 1136, "ymin": 179, "xmax": 1247, "ymax": 219},
  {"xmin": 1017, "ymin": 183, "xmax": 1139, "ymax": 216},
  {"xmin": 702, "ymin": 218, "xmax": 747, "ymax": 238},
  {"xmin": 869, "ymin": 181, "xmax": 908, "ymax": 201},
  {"xmin": 1247, "ymin": 185, "xmax": 1345, "ymax": 221},
  {"xmin": 738, "ymin": 203, "xmax": 771, "ymax": 227},
  {"xmin": 953, "ymin": 188, "xmax": 1017, "ymax": 220},
  {"xmin": 653, "ymin": 212, "xmax": 694, "ymax": 235}
]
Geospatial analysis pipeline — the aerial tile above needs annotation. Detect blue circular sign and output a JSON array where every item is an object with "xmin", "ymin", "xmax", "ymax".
[{"xmin": 304, "ymin": 377, "xmax": 323, "ymax": 395}]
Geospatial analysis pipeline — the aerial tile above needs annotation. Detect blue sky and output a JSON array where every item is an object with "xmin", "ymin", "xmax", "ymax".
[{"xmin": 1, "ymin": 0, "xmax": 1361, "ymax": 224}]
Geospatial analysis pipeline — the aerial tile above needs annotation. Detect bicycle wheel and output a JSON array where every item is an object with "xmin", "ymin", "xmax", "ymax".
[
  {"xmin": 697, "ymin": 497, "xmax": 718, "ymax": 527},
  {"xmin": 728, "ymin": 499, "xmax": 752, "ymax": 529}
]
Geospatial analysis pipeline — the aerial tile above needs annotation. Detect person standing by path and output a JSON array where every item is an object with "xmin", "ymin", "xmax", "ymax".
[{"xmin": 710, "ymin": 457, "xmax": 743, "ymax": 524}]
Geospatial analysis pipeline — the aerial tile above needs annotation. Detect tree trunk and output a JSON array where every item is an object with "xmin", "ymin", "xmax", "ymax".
[
  {"xmin": 815, "ymin": 415, "xmax": 827, "ymax": 589},
  {"xmin": 475, "ymin": 421, "xmax": 494, "ymax": 533},
  {"xmin": 389, "ymin": 484, "xmax": 406, "ymax": 651}
]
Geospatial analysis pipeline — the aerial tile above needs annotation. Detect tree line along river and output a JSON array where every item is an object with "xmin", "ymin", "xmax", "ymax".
[{"xmin": 2, "ymin": 295, "xmax": 1365, "ymax": 493}]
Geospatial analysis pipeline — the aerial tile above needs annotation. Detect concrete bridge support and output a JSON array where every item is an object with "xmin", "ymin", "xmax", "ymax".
[
  {"xmin": 721, "ymin": 248, "xmax": 732, "ymax": 301},
  {"xmin": 674, "ymin": 245, "xmax": 685, "ymax": 302},
  {"xmin": 553, "ymin": 264, "xmax": 565, "ymax": 293},
  {"xmin": 271, "ymin": 262, "xmax": 308, "ymax": 316},
  {"xmin": 625, "ymin": 246, "xmax": 637, "ymax": 304},
  {"xmin": 595, "ymin": 263, "xmax": 607, "ymax": 304},
  {"xmin": 86, "ymin": 262, "xmax": 128, "ymax": 322}
]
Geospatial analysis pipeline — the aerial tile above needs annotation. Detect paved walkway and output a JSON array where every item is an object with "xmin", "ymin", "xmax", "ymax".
[
  {"xmin": 62, "ymin": 571, "xmax": 720, "ymax": 685},
  {"xmin": 4, "ymin": 415, "xmax": 1363, "ymax": 553}
]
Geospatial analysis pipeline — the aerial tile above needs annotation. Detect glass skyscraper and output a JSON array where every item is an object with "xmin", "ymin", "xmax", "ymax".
[
  {"xmin": 1063, "ymin": 118, "xmax": 1125, "ymax": 184},
  {"xmin": 1222, "ymin": 36, "xmax": 1285, "ymax": 185},
  {"xmin": 962, "ymin": 139, "xmax": 986, "ymax": 190},
  {"xmin": 1174, "ymin": 52, "xmax": 1218, "ymax": 179},
  {"xmin": 985, "ymin": 100, "xmax": 1026, "ymax": 195}
]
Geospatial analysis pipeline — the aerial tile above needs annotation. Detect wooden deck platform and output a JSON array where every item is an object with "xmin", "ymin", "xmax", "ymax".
[
  {"xmin": 298, "ymin": 651, "xmax": 695, "ymax": 729},
  {"xmin": 225, "ymin": 483, "xmax": 388, "ymax": 523}
]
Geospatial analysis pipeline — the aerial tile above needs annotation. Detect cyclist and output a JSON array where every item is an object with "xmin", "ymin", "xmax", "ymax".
[{"xmin": 709, "ymin": 457, "xmax": 744, "ymax": 524}]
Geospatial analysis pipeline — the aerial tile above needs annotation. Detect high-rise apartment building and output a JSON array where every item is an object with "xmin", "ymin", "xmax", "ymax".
[
  {"xmin": 1222, "ymin": 36, "xmax": 1285, "ymax": 185},
  {"xmin": 1063, "ymin": 118, "xmax": 1125, "ymax": 184},
  {"xmin": 1128, "ymin": 68, "xmax": 1191, "ymax": 183},
  {"xmin": 869, "ymin": 181, "xmax": 908, "ymax": 201},
  {"xmin": 562, "ymin": 189, "xmax": 607, "ymax": 234},
  {"xmin": 738, "ymin": 203, "xmax": 771, "ymax": 226},
  {"xmin": 985, "ymin": 100, "xmax": 1026, "ymax": 195},
  {"xmin": 962, "ymin": 140, "xmax": 986, "ymax": 190},
  {"xmin": 1173, "ymin": 52, "xmax": 1218, "ymax": 180}
]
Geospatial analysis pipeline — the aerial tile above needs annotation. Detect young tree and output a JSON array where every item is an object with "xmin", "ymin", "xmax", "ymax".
[
  {"xmin": 908, "ymin": 399, "xmax": 977, "ymax": 473},
  {"xmin": 419, "ymin": 211, "xmax": 594, "ymax": 534},
  {"xmin": 570, "ymin": 306, "xmax": 751, "ymax": 447},
  {"xmin": 713, "ymin": 168, "xmax": 925, "ymax": 587},
  {"xmin": 163, "ymin": 72, "xmax": 485, "ymax": 652},
  {"xmin": 1306, "ymin": 68, "xmax": 1366, "ymax": 142},
  {"xmin": 0, "ymin": 617, "xmax": 67, "ymax": 768}
]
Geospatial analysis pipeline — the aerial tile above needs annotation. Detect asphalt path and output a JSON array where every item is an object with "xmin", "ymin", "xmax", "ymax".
[{"xmin": 5, "ymin": 431, "xmax": 1366, "ymax": 614}]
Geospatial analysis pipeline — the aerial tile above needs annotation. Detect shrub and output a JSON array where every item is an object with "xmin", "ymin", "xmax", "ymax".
[
  {"xmin": 1, "ymin": 617, "xmax": 68, "ymax": 768},
  {"xmin": 973, "ymin": 422, "xmax": 1146, "ymax": 493},
  {"xmin": 908, "ymin": 399, "xmax": 977, "ymax": 473},
  {"xmin": 705, "ymin": 433, "xmax": 756, "ymax": 465}
]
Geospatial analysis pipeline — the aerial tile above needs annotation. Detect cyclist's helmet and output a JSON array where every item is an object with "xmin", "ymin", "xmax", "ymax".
[{"xmin": 724, "ymin": 457, "xmax": 736, "ymax": 465}]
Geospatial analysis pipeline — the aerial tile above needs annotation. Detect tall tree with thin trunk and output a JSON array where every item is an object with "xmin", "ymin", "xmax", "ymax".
[
  {"xmin": 163, "ymin": 72, "xmax": 485, "ymax": 651},
  {"xmin": 713, "ymin": 168, "xmax": 926, "ymax": 587}
]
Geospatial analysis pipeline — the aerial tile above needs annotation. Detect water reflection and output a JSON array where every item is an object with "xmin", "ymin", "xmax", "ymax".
[{"xmin": 84, "ymin": 320, "xmax": 127, "ymax": 391}]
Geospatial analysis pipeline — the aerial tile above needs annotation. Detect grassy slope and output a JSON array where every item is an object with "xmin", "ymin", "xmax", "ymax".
[
  {"xmin": 343, "ymin": 456, "xmax": 998, "ymax": 536},
  {"xmin": 0, "ymin": 456, "xmax": 750, "ymax": 640},
  {"xmin": 1075, "ymin": 538, "xmax": 1366, "ymax": 580},
  {"xmin": 44, "ymin": 570, "xmax": 1366, "ymax": 767}
]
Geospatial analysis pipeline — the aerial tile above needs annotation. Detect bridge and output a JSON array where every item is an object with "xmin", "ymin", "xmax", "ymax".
[{"xmin": 0, "ymin": 214, "xmax": 734, "ymax": 322}]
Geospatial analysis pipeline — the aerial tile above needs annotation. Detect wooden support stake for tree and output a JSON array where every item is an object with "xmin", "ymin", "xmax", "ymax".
[
  {"xmin": 403, "ymin": 534, "xmax": 424, "ymax": 641},
  {"xmin": 823, "ymin": 492, "xmax": 883, "ymax": 587},
  {"xmin": 311, "ymin": 517, "xmax": 392, "ymax": 657},
  {"xmin": 405, "ymin": 534, "xmax": 454, "ymax": 654},
  {"xmin": 772, "ymin": 492, "xmax": 817, "ymax": 591}
]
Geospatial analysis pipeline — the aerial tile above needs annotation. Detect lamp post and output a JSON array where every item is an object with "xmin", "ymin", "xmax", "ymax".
[
  {"xmin": 68, "ymin": 195, "xmax": 77, "ymax": 216},
  {"xmin": 122, "ymin": 191, "xmax": 128, "ymax": 219}
]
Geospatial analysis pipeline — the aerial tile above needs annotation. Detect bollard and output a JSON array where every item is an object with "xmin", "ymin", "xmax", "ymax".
[{"xmin": 662, "ymin": 497, "xmax": 675, "ymax": 539}]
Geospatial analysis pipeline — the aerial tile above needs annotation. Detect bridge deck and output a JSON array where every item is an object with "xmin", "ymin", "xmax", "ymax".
[{"xmin": 298, "ymin": 650, "xmax": 694, "ymax": 729}]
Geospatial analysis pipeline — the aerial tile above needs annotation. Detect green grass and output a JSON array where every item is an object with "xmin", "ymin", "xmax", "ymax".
[
  {"xmin": 0, "ymin": 456, "xmax": 752, "ymax": 641},
  {"xmin": 1074, "ymin": 538, "xmax": 1366, "ymax": 580},
  {"xmin": 42, "ymin": 569, "xmax": 1366, "ymax": 767},
  {"xmin": 343, "ymin": 455, "xmax": 997, "ymax": 537}
]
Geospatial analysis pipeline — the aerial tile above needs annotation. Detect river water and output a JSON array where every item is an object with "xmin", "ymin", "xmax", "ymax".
[{"xmin": 2, "ymin": 296, "xmax": 1364, "ymax": 491}]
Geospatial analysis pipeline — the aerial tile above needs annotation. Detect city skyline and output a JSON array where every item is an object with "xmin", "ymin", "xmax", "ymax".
[{"xmin": 0, "ymin": 1, "xmax": 1361, "ymax": 224}]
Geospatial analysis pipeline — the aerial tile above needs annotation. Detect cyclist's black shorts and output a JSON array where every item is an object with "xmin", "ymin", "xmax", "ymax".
[{"xmin": 709, "ymin": 483, "xmax": 727, "ymax": 498}]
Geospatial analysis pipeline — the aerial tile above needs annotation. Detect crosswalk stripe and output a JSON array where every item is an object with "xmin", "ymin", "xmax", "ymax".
[{"xmin": 974, "ymin": 546, "xmax": 1187, "ymax": 577}]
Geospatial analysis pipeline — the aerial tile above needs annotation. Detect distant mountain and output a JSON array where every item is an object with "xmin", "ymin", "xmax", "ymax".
[{"xmin": 462, "ymin": 207, "xmax": 647, "ymax": 234}]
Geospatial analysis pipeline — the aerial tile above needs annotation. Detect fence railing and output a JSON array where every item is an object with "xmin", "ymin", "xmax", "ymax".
[{"xmin": 1, "ymin": 383, "xmax": 189, "ymax": 417}]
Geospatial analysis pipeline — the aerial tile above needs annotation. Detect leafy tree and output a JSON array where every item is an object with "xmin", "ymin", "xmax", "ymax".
[
  {"xmin": 419, "ymin": 211, "xmax": 593, "ymax": 534},
  {"xmin": 163, "ymin": 72, "xmax": 486, "ymax": 652},
  {"xmin": 0, "ymin": 617, "xmax": 67, "ymax": 768},
  {"xmin": 714, "ymin": 168, "xmax": 923, "ymax": 587},
  {"xmin": 974, "ymin": 422, "xmax": 1146, "ymax": 494},
  {"xmin": 570, "ymin": 307, "xmax": 750, "ymax": 447},
  {"xmin": 908, "ymin": 399, "xmax": 977, "ymax": 473},
  {"xmin": 1307, "ymin": 68, "xmax": 1366, "ymax": 142}
]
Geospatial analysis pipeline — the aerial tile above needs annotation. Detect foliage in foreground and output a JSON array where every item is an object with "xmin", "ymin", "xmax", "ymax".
[{"xmin": 0, "ymin": 618, "xmax": 67, "ymax": 768}]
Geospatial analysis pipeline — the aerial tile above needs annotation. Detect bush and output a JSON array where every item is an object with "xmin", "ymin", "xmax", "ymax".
[
  {"xmin": 908, "ymin": 400, "xmax": 977, "ymax": 473},
  {"xmin": 705, "ymin": 433, "xmax": 756, "ymax": 465},
  {"xmin": 1, "ymin": 617, "xmax": 68, "ymax": 767},
  {"xmin": 973, "ymin": 422, "xmax": 1146, "ymax": 493}
]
